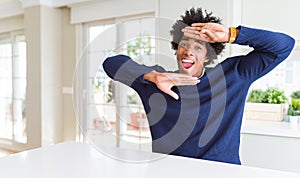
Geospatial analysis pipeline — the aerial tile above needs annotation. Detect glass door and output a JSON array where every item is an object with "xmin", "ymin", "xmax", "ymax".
[
  {"xmin": 0, "ymin": 32, "xmax": 27, "ymax": 145},
  {"xmin": 76, "ymin": 15, "xmax": 156, "ymax": 153}
]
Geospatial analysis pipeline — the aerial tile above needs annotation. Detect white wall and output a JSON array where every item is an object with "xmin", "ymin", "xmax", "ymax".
[
  {"xmin": 70, "ymin": 0, "xmax": 155, "ymax": 24},
  {"xmin": 0, "ymin": 15, "xmax": 24, "ymax": 33},
  {"xmin": 231, "ymin": 0, "xmax": 299, "ymax": 55},
  {"xmin": 61, "ymin": 8, "xmax": 77, "ymax": 141},
  {"xmin": 40, "ymin": 6, "xmax": 63, "ymax": 146},
  {"xmin": 24, "ymin": 6, "xmax": 42, "ymax": 149},
  {"xmin": 24, "ymin": 5, "xmax": 64, "ymax": 148},
  {"xmin": 241, "ymin": 0, "xmax": 300, "ymax": 39},
  {"xmin": 241, "ymin": 133, "xmax": 300, "ymax": 173},
  {"xmin": 158, "ymin": 0, "xmax": 229, "ymax": 23}
]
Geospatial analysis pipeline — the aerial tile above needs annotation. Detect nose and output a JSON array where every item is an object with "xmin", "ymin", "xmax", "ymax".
[{"xmin": 183, "ymin": 46, "xmax": 194, "ymax": 56}]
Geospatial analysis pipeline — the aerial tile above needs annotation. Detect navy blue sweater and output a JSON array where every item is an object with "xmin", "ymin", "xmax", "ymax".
[{"xmin": 103, "ymin": 26, "xmax": 295, "ymax": 164}]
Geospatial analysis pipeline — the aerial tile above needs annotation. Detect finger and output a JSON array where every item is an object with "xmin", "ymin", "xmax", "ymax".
[
  {"xmin": 184, "ymin": 26, "xmax": 203, "ymax": 31},
  {"xmin": 170, "ymin": 74, "xmax": 199, "ymax": 81},
  {"xmin": 165, "ymin": 73, "xmax": 199, "ymax": 82},
  {"xmin": 183, "ymin": 32, "xmax": 203, "ymax": 41},
  {"xmin": 178, "ymin": 77, "xmax": 200, "ymax": 82},
  {"xmin": 183, "ymin": 30, "xmax": 212, "ymax": 42},
  {"xmin": 177, "ymin": 76, "xmax": 200, "ymax": 82},
  {"xmin": 176, "ymin": 80, "xmax": 200, "ymax": 86},
  {"xmin": 166, "ymin": 90, "xmax": 179, "ymax": 100},
  {"xmin": 182, "ymin": 28, "xmax": 201, "ymax": 35},
  {"xmin": 191, "ymin": 23, "xmax": 206, "ymax": 27},
  {"xmin": 172, "ymin": 78, "xmax": 200, "ymax": 86},
  {"xmin": 183, "ymin": 32, "xmax": 210, "ymax": 42},
  {"xmin": 201, "ymin": 29, "xmax": 218, "ymax": 41}
]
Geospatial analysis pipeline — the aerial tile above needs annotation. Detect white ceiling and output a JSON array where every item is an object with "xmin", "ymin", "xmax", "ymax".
[
  {"xmin": 0, "ymin": 0, "xmax": 22, "ymax": 18},
  {"xmin": 0, "ymin": 0, "xmax": 93, "ymax": 18},
  {"xmin": 21, "ymin": 0, "xmax": 93, "ymax": 8}
]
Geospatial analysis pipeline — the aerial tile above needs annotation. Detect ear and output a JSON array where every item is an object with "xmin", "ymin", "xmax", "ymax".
[{"xmin": 204, "ymin": 56, "xmax": 209, "ymax": 63}]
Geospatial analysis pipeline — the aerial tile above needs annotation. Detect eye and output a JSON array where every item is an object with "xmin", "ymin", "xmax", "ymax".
[
  {"xmin": 179, "ymin": 42, "xmax": 187, "ymax": 47},
  {"xmin": 194, "ymin": 46, "xmax": 202, "ymax": 51}
]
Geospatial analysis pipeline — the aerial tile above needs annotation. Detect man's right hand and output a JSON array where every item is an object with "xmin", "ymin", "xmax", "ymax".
[
  {"xmin": 182, "ymin": 23, "xmax": 230, "ymax": 43},
  {"xmin": 144, "ymin": 71, "xmax": 200, "ymax": 100}
]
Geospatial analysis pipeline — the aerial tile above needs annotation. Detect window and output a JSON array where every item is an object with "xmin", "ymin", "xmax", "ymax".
[
  {"xmin": 250, "ymin": 46, "xmax": 300, "ymax": 97},
  {"xmin": 77, "ymin": 15, "xmax": 156, "ymax": 152},
  {"xmin": 0, "ymin": 32, "xmax": 27, "ymax": 144}
]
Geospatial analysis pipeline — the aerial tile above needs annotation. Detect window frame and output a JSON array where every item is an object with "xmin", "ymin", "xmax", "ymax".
[
  {"xmin": 0, "ymin": 30, "xmax": 27, "ymax": 149},
  {"xmin": 76, "ymin": 13, "xmax": 155, "ymax": 151}
]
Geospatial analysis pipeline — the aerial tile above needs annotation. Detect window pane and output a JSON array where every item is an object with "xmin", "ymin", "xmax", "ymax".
[
  {"xmin": 250, "ymin": 48, "xmax": 300, "ymax": 94},
  {"xmin": 0, "ymin": 79, "xmax": 12, "ymax": 98},
  {"xmin": 13, "ymin": 98, "xmax": 26, "ymax": 143},
  {"xmin": 13, "ymin": 35, "xmax": 27, "ymax": 143},
  {"xmin": 13, "ymin": 43, "xmax": 26, "ymax": 77},
  {"xmin": 0, "ymin": 42, "xmax": 12, "ymax": 78},
  {"xmin": 0, "ymin": 36, "xmax": 13, "ymax": 140},
  {"xmin": 0, "ymin": 33, "xmax": 27, "ymax": 144},
  {"xmin": 85, "ymin": 18, "xmax": 155, "ymax": 152},
  {"xmin": 118, "ymin": 18, "xmax": 154, "ymax": 147},
  {"xmin": 87, "ymin": 23, "xmax": 117, "ymax": 145},
  {"xmin": 0, "ymin": 98, "xmax": 13, "ymax": 140}
]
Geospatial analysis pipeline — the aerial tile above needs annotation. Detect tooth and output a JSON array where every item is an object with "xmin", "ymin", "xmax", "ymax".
[{"xmin": 182, "ymin": 59, "xmax": 193, "ymax": 63}]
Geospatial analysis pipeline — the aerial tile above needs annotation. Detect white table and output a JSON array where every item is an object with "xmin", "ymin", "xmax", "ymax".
[
  {"xmin": 0, "ymin": 141, "xmax": 300, "ymax": 178},
  {"xmin": 241, "ymin": 119, "xmax": 300, "ymax": 138},
  {"xmin": 241, "ymin": 120, "xmax": 300, "ymax": 173}
]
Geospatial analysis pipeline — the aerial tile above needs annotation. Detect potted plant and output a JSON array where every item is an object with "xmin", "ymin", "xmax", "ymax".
[
  {"xmin": 92, "ymin": 71, "xmax": 114, "ymax": 130},
  {"xmin": 127, "ymin": 89, "xmax": 148, "ymax": 130},
  {"xmin": 244, "ymin": 88, "xmax": 287, "ymax": 121},
  {"xmin": 287, "ymin": 91, "xmax": 300, "ymax": 124},
  {"xmin": 290, "ymin": 90, "xmax": 300, "ymax": 99}
]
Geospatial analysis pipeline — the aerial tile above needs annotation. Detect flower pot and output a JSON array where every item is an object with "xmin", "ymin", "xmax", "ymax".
[
  {"xmin": 244, "ymin": 102, "xmax": 286, "ymax": 121},
  {"xmin": 289, "ymin": 116, "xmax": 299, "ymax": 125},
  {"xmin": 130, "ymin": 112, "xmax": 148, "ymax": 131}
]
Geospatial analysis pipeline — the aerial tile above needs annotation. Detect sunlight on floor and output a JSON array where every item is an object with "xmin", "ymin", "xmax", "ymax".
[{"xmin": 0, "ymin": 149, "xmax": 14, "ymax": 158}]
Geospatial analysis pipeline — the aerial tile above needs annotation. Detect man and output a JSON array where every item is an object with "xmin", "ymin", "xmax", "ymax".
[{"xmin": 103, "ymin": 7, "xmax": 295, "ymax": 164}]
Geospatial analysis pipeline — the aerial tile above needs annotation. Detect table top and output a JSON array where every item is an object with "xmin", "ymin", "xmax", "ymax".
[
  {"xmin": 241, "ymin": 119, "xmax": 300, "ymax": 138},
  {"xmin": 0, "ymin": 141, "xmax": 299, "ymax": 178}
]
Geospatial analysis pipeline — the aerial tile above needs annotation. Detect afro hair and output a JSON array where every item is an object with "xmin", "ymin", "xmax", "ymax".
[{"xmin": 170, "ymin": 7, "xmax": 226, "ymax": 63}]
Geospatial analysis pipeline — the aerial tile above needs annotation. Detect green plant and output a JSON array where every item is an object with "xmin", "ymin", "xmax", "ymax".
[
  {"xmin": 287, "ymin": 91, "xmax": 300, "ymax": 116},
  {"xmin": 247, "ymin": 89, "xmax": 265, "ymax": 103},
  {"xmin": 93, "ymin": 69, "xmax": 105, "ymax": 90},
  {"xmin": 127, "ymin": 89, "xmax": 140, "ymax": 104},
  {"xmin": 126, "ymin": 36, "xmax": 151, "ymax": 104},
  {"xmin": 247, "ymin": 88, "xmax": 287, "ymax": 104},
  {"xmin": 288, "ymin": 99, "xmax": 300, "ymax": 116},
  {"xmin": 127, "ymin": 35, "xmax": 152, "ymax": 63},
  {"xmin": 106, "ymin": 80, "xmax": 114, "ymax": 103},
  {"xmin": 291, "ymin": 91, "xmax": 300, "ymax": 99},
  {"xmin": 291, "ymin": 99, "xmax": 300, "ymax": 110},
  {"xmin": 288, "ymin": 104, "xmax": 300, "ymax": 116},
  {"xmin": 264, "ymin": 88, "xmax": 287, "ymax": 104}
]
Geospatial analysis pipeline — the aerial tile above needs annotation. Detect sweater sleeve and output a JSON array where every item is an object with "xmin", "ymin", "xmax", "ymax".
[
  {"xmin": 232, "ymin": 26, "xmax": 295, "ymax": 82},
  {"xmin": 102, "ymin": 54, "xmax": 159, "ymax": 88}
]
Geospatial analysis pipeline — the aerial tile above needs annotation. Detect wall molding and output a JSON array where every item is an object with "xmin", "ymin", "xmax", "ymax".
[
  {"xmin": 0, "ymin": 0, "xmax": 23, "ymax": 19},
  {"xmin": 20, "ymin": 0, "xmax": 52, "ymax": 8},
  {"xmin": 0, "ymin": 0, "xmax": 93, "ymax": 18},
  {"xmin": 70, "ymin": 0, "xmax": 155, "ymax": 24},
  {"xmin": 20, "ymin": 0, "xmax": 92, "ymax": 8}
]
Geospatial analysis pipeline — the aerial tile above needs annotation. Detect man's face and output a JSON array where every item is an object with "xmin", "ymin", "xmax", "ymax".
[{"xmin": 176, "ymin": 36, "xmax": 208, "ymax": 77}]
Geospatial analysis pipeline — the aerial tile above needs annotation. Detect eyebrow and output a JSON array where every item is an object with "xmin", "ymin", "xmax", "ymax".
[{"xmin": 181, "ymin": 37, "xmax": 205, "ymax": 45}]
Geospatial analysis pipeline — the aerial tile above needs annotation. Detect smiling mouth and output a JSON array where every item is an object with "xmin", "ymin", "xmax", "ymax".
[{"xmin": 182, "ymin": 59, "xmax": 194, "ymax": 69}]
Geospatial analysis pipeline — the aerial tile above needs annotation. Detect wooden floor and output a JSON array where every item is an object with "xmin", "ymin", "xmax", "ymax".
[{"xmin": 0, "ymin": 148, "xmax": 15, "ymax": 158}]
